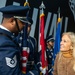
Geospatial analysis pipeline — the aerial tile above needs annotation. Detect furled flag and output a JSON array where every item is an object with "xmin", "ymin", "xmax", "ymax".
[
  {"xmin": 52, "ymin": 7, "xmax": 61, "ymax": 66},
  {"xmin": 39, "ymin": 2, "xmax": 48, "ymax": 75},
  {"xmin": 21, "ymin": 26, "xmax": 30, "ymax": 74},
  {"xmin": 21, "ymin": 1, "xmax": 30, "ymax": 74}
]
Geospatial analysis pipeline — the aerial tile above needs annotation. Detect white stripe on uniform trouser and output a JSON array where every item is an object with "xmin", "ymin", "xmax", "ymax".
[{"xmin": 29, "ymin": 71, "xmax": 34, "ymax": 75}]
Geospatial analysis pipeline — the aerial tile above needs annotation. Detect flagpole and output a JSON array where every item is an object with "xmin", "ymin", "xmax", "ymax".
[
  {"xmin": 21, "ymin": 0, "xmax": 30, "ymax": 74},
  {"xmin": 39, "ymin": 2, "xmax": 48, "ymax": 75},
  {"xmin": 38, "ymin": 1, "xmax": 45, "ymax": 53},
  {"xmin": 39, "ymin": 1, "xmax": 45, "ymax": 13},
  {"xmin": 74, "ymin": 3, "xmax": 75, "ymax": 21},
  {"xmin": 26, "ymin": 0, "xmax": 28, "ymax": 2},
  {"xmin": 58, "ymin": 7, "xmax": 60, "ymax": 19},
  {"xmin": 57, "ymin": 7, "xmax": 61, "ymax": 23},
  {"xmin": 52, "ymin": 7, "xmax": 61, "ymax": 69},
  {"xmin": 24, "ymin": 0, "xmax": 29, "ymax": 7}
]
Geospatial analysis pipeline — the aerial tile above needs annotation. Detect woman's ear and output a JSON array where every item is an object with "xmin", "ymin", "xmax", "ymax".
[{"xmin": 70, "ymin": 46, "xmax": 73, "ymax": 50}]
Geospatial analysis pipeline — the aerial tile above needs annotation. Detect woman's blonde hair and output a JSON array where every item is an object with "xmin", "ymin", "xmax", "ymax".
[{"xmin": 62, "ymin": 32, "xmax": 75, "ymax": 71}]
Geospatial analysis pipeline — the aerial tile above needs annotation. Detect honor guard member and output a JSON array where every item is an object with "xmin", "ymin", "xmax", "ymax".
[
  {"xmin": 46, "ymin": 35, "xmax": 54, "ymax": 75},
  {"xmin": 18, "ymin": 17, "xmax": 38, "ymax": 72},
  {"xmin": 26, "ymin": 17, "xmax": 38, "ymax": 72},
  {"xmin": 0, "ymin": 5, "xmax": 38, "ymax": 75}
]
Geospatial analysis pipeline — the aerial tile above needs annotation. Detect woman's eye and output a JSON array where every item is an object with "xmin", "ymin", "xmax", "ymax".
[{"xmin": 64, "ymin": 40, "xmax": 66, "ymax": 42}]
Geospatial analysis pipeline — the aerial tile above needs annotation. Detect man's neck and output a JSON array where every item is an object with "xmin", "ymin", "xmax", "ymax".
[{"xmin": 0, "ymin": 25, "xmax": 10, "ymax": 32}]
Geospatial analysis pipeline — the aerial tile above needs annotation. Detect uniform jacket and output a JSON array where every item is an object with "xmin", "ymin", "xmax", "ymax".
[
  {"xmin": 0, "ymin": 28, "xmax": 38, "ymax": 75},
  {"xmin": 46, "ymin": 47, "xmax": 53, "ymax": 75},
  {"xmin": 46, "ymin": 47, "xmax": 53, "ymax": 65},
  {"xmin": 53, "ymin": 53, "xmax": 75, "ymax": 75},
  {"xmin": 27, "ymin": 36, "xmax": 37, "ymax": 61},
  {"xmin": 26, "ymin": 36, "xmax": 38, "ymax": 71}
]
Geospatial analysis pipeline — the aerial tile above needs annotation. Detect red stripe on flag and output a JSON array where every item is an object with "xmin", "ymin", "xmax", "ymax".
[
  {"xmin": 21, "ymin": 47, "xmax": 30, "ymax": 73},
  {"xmin": 40, "ymin": 13, "xmax": 46, "ymax": 68},
  {"xmin": 40, "ymin": 14, "xmax": 48, "ymax": 73}
]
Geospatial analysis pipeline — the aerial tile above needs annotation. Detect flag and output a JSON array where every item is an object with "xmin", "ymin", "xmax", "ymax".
[
  {"xmin": 40, "ymin": 13, "xmax": 46, "ymax": 68},
  {"xmin": 21, "ymin": 26, "xmax": 30, "ymax": 74},
  {"xmin": 52, "ymin": 8, "xmax": 61, "ymax": 66},
  {"xmin": 21, "ymin": 1, "xmax": 30, "ymax": 74},
  {"xmin": 53, "ymin": 18, "xmax": 61, "ymax": 60},
  {"xmin": 39, "ymin": 2, "xmax": 48, "ymax": 74},
  {"xmin": 51, "ymin": 8, "xmax": 61, "ymax": 75}
]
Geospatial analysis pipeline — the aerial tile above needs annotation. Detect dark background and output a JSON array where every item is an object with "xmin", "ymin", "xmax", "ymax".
[{"xmin": 1, "ymin": 0, "xmax": 75, "ymax": 50}]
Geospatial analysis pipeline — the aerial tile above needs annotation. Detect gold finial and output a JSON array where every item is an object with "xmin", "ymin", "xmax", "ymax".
[{"xmin": 24, "ymin": 0, "xmax": 29, "ymax": 6}]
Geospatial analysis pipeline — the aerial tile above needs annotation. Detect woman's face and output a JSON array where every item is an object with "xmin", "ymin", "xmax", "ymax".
[{"xmin": 60, "ymin": 34, "xmax": 72, "ymax": 51}]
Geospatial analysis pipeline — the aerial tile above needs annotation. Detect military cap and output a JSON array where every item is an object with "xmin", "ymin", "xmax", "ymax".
[
  {"xmin": 27, "ymin": 17, "xmax": 33, "ymax": 25},
  {"xmin": 46, "ymin": 35, "xmax": 54, "ymax": 42},
  {"xmin": 19, "ymin": 17, "xmax": 33, "ymax": 25},
  {"xmin": 0, "ymin": 5, "xmax": 30, "ymax": 23}
]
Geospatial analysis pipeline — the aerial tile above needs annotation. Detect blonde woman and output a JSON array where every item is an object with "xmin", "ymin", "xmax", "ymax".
[{"xmin": 53, "ymin": 32, "xmax": 75, "ymax": 75}]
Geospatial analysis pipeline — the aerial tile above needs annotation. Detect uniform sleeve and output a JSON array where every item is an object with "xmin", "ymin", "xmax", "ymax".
[
  {"xmin": 0, "ymin": 41, "xmax": 38, "ymax": 75},
  {"xmin": 53, "ymin": 54, "xmax": 59, "ymax": 75},
  {"xmin": 0, "ymin": 41, "xmax": 22, "ymax": 75}
]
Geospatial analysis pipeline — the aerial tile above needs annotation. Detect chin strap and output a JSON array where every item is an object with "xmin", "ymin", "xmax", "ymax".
[{"xmin": 14, "ymin": 18, "xmax": 20, "ymax": 32}]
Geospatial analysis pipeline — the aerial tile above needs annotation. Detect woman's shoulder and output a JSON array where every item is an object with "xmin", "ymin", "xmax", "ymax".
[{"xmin": 55, "ymin": 52, "xmax": 62, "ymax": 60}]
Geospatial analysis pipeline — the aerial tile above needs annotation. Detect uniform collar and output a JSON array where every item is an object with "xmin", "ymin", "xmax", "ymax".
[
  {"xmin": 0, "ymin": 25, "xmax": 10, "ymax": 32},
  {"xmin": 0, "ymin": 25, "xmax": 14, "ymax": 38}
]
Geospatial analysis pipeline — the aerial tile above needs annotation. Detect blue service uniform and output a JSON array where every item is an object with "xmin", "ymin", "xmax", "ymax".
[
  {"xmin": 0, "ymin": 5, "xmax": 38, "ymax": 75},
  {"xmin": 26, "ymin": 36, "xmax": 37, "ymax": 72},
  {"xmin": 46, "ymin": 47, "xmax": 54, "ymax": 75},
  {"xmin": 0, "ymin": 28, "xmax": 38, "ymax": 75},
  {"xmin": 36, "ymin": 51, "xmax": 42, "ymax": 75},
  {"xmin": 18, "ymin": 32, "xmax": 38, "ymax": 72}
]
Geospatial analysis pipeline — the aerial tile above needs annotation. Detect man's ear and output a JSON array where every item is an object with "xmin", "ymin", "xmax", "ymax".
[{"xmin": 8, "ymin": 17, "xmax": 15, "ymax": 24}]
